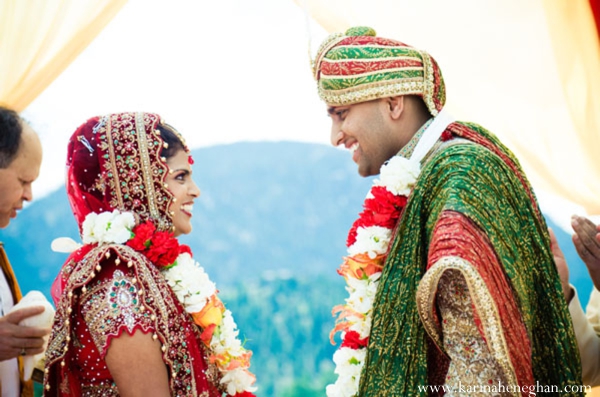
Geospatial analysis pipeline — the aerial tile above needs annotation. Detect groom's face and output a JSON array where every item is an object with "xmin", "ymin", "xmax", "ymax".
[{"xmin": 327, "ymin": 99, "xmax": 401, "ymax": 177}]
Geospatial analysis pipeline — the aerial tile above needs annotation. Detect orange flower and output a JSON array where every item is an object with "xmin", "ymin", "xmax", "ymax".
[
  {"xmin": 192, "ymin": 294, "xmax": 225, "ymax": 329},
  {"xmin": 337, "ymin": 253, "xmax": 384, "ymax": 280}
]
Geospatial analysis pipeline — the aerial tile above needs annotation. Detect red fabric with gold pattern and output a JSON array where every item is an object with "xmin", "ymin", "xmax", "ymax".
[
  {"xmin": 66, "ymin": 112, "xmax": 175, "ymax": 232},
  {"xmin": 44, "ymin": 245, "xmax": 223, "ymax": 397},
  {"xmin": 313, "ymin": 26, "xmax": 446, "ymax": 115},
  {"xmin": 320, "ymin": 57, "xmax": 423, "ymax": 77},
  {"xmin": 427, "ymin": 210, "xmax": 534, "ymax": 393}
]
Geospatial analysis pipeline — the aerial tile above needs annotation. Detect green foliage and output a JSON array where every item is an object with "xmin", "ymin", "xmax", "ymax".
[{"xmin": 220, "ymin": 274, "xmax": 345, "ymax": 396}]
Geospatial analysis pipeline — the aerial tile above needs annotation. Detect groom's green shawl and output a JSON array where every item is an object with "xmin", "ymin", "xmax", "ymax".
[{"xmin": 358, "ymin": 122, "xmax": 582, "ymax": 396}]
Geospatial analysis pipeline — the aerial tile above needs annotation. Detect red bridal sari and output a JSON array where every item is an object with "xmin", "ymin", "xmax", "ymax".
[{"xmin": 44, "ymin": 113, "xmax": 223, "ymax": 396}]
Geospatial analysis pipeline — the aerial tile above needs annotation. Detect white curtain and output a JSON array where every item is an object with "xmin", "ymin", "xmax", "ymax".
[{"xmin": 0, "ymin": 0, "xmax": 128, "ymax": 111}]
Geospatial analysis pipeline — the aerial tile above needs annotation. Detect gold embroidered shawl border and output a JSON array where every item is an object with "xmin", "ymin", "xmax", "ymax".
[{"xmin": 416, "ymin": 255, "xmax": 519, "ymax": 394}]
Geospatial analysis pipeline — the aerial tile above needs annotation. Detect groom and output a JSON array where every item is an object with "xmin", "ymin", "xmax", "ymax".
[{"xmin": 314, "ymin": 27, "xmax": 582, "ymax": 395}]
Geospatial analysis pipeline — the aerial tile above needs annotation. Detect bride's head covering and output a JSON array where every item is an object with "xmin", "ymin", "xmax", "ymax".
[{"xmin": 66, "ymin": 112, "xmax": 188, "ymax": 233}]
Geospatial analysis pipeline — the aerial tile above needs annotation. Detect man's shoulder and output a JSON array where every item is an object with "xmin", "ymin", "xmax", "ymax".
[{"xmin": 424, "ymin": 136, "xmax": 507, "ymax": 177}]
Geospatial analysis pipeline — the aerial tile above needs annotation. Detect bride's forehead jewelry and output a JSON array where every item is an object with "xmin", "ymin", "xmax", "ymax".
[{"xmin": 77, "ymin": 136, "xmax": 94, "ymax": 154}]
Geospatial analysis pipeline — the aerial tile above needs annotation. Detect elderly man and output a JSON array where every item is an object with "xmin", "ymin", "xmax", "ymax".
[
  {"xmin": 0, "ymin": 106, "xmax": 48, "ymax": 397},
  {"xmin": 315, "ymin": 27, "xmax": 582, "ymax": 396}
]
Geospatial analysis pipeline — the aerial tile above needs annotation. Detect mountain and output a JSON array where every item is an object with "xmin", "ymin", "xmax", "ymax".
[
  {"xmin": 1, "ymin": 141, "xmax": 374, "ymax": 293},
  {"xmin": 0, "ymin": 141, "xmax": 591, "ymax": 397}
]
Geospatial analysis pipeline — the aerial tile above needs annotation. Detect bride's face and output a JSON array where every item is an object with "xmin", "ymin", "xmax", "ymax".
[{"xmin": 165, "ymin": 149, "xmax": 200, "ymax": 236}]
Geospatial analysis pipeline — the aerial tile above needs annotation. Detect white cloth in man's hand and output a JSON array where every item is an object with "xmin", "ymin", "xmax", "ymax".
[{"xmin": 9, "ymin": 291, "xmax": 55, "ymax": 381}]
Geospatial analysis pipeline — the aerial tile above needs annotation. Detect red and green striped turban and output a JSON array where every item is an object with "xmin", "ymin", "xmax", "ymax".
[{"xmin": 313, "ymin": 26, "xmax": 446, "ymax": 116}]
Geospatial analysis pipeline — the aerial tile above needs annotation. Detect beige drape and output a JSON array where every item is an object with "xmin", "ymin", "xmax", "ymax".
[
  {"xmin": 0, "ymin": 0, "xmax": 128, "ymax": 112},
  {"xmin": 298, "ymin": 0, "xmax": 600, "ymax": 215}
]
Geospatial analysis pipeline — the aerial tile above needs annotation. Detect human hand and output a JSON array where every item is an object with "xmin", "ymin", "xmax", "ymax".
[
  {"xmin": 572, "ymin": 215, "xmax": 600, "ymax": 291},
  {"xmin": 549, "ymin": 227, "xmax": 573, "ymax": 303},
  {"xmin": 0, "ymin": 306, "xmax": 50, "ymax": 362}
]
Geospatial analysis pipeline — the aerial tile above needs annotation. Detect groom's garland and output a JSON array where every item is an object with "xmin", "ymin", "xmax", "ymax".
[
  {"xmin": 74, "ymin": 211, "xmax": 257, "ymax": 397},
  {"xmin": 325, "ymin": 156, "xmax": 420, "ymax": 397}
]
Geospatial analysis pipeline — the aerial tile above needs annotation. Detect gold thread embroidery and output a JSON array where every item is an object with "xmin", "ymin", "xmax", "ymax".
[
  {"xmin": 135, "ymin": 112, "xmax": 160, "ymax": 223},
  {"xmin": 420, "ymin": 51, "xmax": 438, "ymax": 116},
  {"xmin": 318, "ymin": 80, "xmax": 424, "ymax": 106},
  {"xmin": 104, "ymin": 116, "xmax": 124, "ymax": 208},
  {"xmin": 416, "ymin": 256, "xmax": 519, "ymax": 391}
]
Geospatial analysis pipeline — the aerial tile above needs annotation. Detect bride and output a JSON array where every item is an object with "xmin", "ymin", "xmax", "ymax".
[{"xmin": 43, "ymin": 112, "xmax": 256, "ymax": 397}]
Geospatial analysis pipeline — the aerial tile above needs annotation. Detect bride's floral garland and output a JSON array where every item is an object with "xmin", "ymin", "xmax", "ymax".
[
  {"xmin": 326, "ymin": 156, "xmax": 421, "ymax": 397},
  {"xmin": 75, "ymin": 210, "xmax": 257, "ymax": 397}
]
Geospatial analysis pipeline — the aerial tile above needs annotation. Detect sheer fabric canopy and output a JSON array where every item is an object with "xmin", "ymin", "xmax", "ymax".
[
  {"xmin": 0, "ymin": 0, "xmax": 128, "ymax": 112},
  {"xmin": 298, "ymin": 0, "xmax": 600, "ymax": 215}
]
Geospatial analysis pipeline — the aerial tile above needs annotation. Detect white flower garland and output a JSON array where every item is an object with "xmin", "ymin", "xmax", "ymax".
[
  {"xmin": 326, "ymin": 156, "xmax": 420, "ymax": 397},
  {"xmin": 53, "ymin": 210, "xmax": 257, "ymax": 396}
]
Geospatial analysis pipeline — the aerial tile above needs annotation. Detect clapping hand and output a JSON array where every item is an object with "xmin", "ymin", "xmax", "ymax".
[
  {"xmin": 549, "ymin": 227, "xmax": 573, "ymax": 302},
  {"xmin": 572, "ymin": 215, "xmax": 600, "ymax": 291}
]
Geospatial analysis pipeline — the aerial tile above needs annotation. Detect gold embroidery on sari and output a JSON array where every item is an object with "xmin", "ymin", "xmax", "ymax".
[
  {"xmin": 81, "ymin": 382, "xmax": 119, "ymax": 396},
  {"xmin": 92, "ymin": 113, "xmax": 173, "ymax": 231},
  {"xmin": 135, "ymin": 112, "xmax": 161, "ymax": 223},
  {"xmin": 104, "ymin": 115, "xmax": 124, "ymax": 209},
  {"xmin": 44, "ymin": 244, "xmax": 204, "ymax": 395},
  {"xmin": 80, "ymin": 268, "xmax": 151, "ymax": 353}
]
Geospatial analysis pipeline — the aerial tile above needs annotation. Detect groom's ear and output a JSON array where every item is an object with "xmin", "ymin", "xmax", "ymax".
[{"xmin": 385, "ymin": 96, "xmax": 405, "ymax": 120}]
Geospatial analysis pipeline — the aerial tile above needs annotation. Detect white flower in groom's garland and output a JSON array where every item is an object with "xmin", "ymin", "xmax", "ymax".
[
  {"xmin": 327, "ymin": 347, "xmax": 366, "ymax": 396},
  {"xmin": 346, "ymin": 273, "xmax": 380, "ymax": 315},
  {"xmin": 374, "ymin": 156, "xmax": 420, "ymax": 196},
  {"xmin": 347, "ymin": 226, "xmax": 391, "ymax": 259}
]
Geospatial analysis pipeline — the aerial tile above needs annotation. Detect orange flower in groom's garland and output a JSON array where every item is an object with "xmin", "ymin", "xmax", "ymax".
[{"xmin": 338, "ymin": 253, "xmax": 384, "ymax": 280}]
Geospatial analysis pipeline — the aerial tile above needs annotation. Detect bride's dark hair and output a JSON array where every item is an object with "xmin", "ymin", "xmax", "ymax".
[{"xmin": 157, "ymin": 123, "xmax": 185, "ymax": 159}]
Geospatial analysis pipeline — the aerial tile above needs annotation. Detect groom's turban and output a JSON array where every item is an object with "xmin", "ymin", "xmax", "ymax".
[{"xmin": 312, "ymin": 26, "xmax": 446, "ymax": 116}]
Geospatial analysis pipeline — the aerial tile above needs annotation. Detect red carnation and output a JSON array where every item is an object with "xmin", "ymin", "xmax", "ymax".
[
  {"xmin": 347, "ymin": 186, "xmax": 408, "ymax": 247},
  {"xmin": 127, "ymin": 221, "xmax": 156, "ymax": 251},
  {"xmin": 364, "ymin": 187, "xmax": 406, "ymax": 227},
  {"xmin": 347, "ymin": 219, "xmax": 361, "ymax": 247},
  {"xmin": 233, "ymin": 392, "xmax": 256, "ymax": 397},
  {"xmin": 147, "ymin": 231, "xmax": 180, "ymax": 267},
  {"xmin": 179, "ymin": 244, "xmax": 192, "ymax": 256},
  {"xmin": 341, "ymin": 330, "xmax": 369, "ymax": 349}
]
